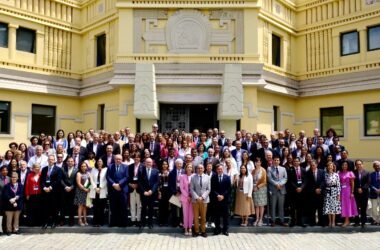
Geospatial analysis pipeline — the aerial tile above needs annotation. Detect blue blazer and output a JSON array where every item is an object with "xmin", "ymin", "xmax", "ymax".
[
  {"xmin": 106, "ymin": 163, "xmax": 129, "ymax": 193},
  {"xmin": 138, "ymin": 167, "xmax": 159, "ymax": 195},
  {"xmin": 231, "ymin": 149, "xmax": 248, "ymax": 162},
  {"xmin": 369, "ymin": 171, "xmax": 380, "ymax": 199},
  {"xmin": 2, "ymin": 183, "xmax": 24, "ymax": 211},
  {"xmin": 210, "ymin": 174, "xmax": 231, "ymax": 205},
  {"xmin": 169, "ymin": 168, "xmax": 183, "ymax": 195}
]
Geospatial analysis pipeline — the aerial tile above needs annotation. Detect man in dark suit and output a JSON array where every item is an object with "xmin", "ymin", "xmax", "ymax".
[
  {"xmin": 218, "ymin": 130, "xmax": 227, "ymax": 148},
  {"xmin": 257, "ymin": 140, "xmax": 274, "ymax": 164},
  {"xmin": 138, "ymin": 158, "xmax": 159, "ymax": 229},
  {"xmin": 353, "ymin": 160, "xmax": 369, "ymax": 228},
  {"xmin": 70, "ymin": 145, "xmax": 86, "ymax": 169},
  {"xmin": 106, "ymin": 154, "xmax": 129, "ymax": 227},
  {"xmin": 273, "ymin": 139, "xmax": 286, "ymax": 158},
  {"xmin": 40, "ymin": 155, "xmax": 62, "ymax": 229},
  {"xmin": 168, "ymin": 158, "xmax": 184, "ymax": 227},
  {"xmin": 144, "ymin": 133, "xmax": 161, "ymax": 165},
  {"xmin": 287, "ymin": 157, "xmax": 307, "ymax": 227},
  {"xmin": 334, "ymin": 150, "xmax": 355, "ymax": 172},
  {"xmin": 60, "ymin": 157, "xmax": 77, "ymax": 226},
  {"xmin": 231, "ymin": 141, "xmax": 247, "ymax": 169},
  {"xmin": 67, "ymin": 137, "xmax": 87, "ymax": 157},
  {"xmin": 86, "ymin": 133, "xmax": 104, "ymax": 159},
  {"xmin": 328, "ymin": 137, "xmax": 345, "ymax": 154},
  {"xmin": 101, "ymin": 145, "xmax": 115, "ymax": 168},
  {"xmin": 242, "ymin": 133, "xmax": 257, "ymax": 158},
  {"xmin": 211, "ymin": 164, "xmax": 231, "ymax": 236},
  {"xmin": 305, "ymin": 160, "xmax": 326, "ymax": 226}
]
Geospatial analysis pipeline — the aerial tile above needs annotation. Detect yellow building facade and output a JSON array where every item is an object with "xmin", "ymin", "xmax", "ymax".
[{"xmin": 0, "ymin": 0, "xmax": 379, "ymax": 162}]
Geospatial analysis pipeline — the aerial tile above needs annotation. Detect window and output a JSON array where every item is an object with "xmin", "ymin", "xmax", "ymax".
[
  {"xmin": 341, "ymin": 31, "xmax": 359, "ymax": 56},
  {"xmin": 273, "ymin": 106, "xmax": 279, "ymax": 131},
  {"xmin": 272, "ymin": 34, "xmax": 281, "ymax": 67},
  {"xmin": 320, "ymin": 107, "xmax": 344, "ymax": 137},
  {"xmin": 364, "ymin": 103, "xmax": 380, "ymax": 136},
  {"xmin": 368, "ymin": 25, "xmax": 380, "ymax": 51},
  {"xmin": 96, "ymin": 34, "xmax": 106, "ymax": 66},
  {"xmin": 0, "ymin": 23, "xmax": 8, "ymax": 48},
  {"xmin": 32, "ymin": 104, "xmax": 56, "ymax": 135},
  {"xmin": 97, "ymin": 104, "xmax": 105, "ymax": 130},
  {"xmin": 16, "ymin": 27, "xmax": 36, "ymax": 53},
  {"xmin": 0, "ymin": 101, "xmax": 11, "ymax": 134}
]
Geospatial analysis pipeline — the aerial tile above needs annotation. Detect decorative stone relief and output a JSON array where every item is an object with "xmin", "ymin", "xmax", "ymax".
[
  {"xmin": 166, "ymin": 10, "xmax": 211, "ymax": 53},
  {"xmin": 218, "ymin": 64, "xmax": 243, "ymax": 120},
  {"xmin": 133, "ymin": 63, "xmax": 159, "ymax": 119},
  {"xmin": 134, "ymin": 9, "xmax": 243, "ymax": 54}
]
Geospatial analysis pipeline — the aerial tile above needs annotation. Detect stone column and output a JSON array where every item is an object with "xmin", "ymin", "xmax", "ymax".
[
  {"xmin": 218, "ymin": 64, "xmax": 243, "ymax": 138},
  {"xmin": 35, "ymin": 30, "xmax": 45, "ymax": 65},
  {"xmin": 133, "ymin": 63, "xmax": 158, "ymax": 132},
  {"xmin": 8, "ymin": 24, "xmax": 18, "ymax": 60}
]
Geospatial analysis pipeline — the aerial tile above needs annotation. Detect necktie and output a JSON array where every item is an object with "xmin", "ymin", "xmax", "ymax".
[
  {"xmin": 116, "ymin": 165, "xmax": 119, "ymax": 172},
  {"xmin": 147, "ymin": 168, "xmax": 151, "ymax": 179},
  {"xmin": 150, "ymin": 142, "xmax": 154, "ymax": 152},
  {"xmin": 297, "ymin": 167, "xmax": 301, "ymax": 180},
  {"xmin": 199, "ymin": 175, "xmax": 202, "ymax": 188},
  {"xmin": 68, "ymin": 167, "xmax": 73, "ymax": 177},
  {"xmin": 314, "ymin": 171, "xmax": 317, "ymax": 182},
  {"xmin": 275, "ymin": 167, "xmax": 279, "ymax": 179},
  {"xmin": 219, "ymin": 175, "xmax": 222, "ymax": 183}
]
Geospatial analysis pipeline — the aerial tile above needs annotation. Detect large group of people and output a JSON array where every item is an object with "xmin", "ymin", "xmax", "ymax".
[{"xmin": 0, "ymin": 125, "xmax": 379, "ymax": 237}]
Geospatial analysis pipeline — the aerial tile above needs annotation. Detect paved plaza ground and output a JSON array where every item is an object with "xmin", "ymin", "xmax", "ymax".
[{"xmin": 1, "ymin": 231, "xmax": 379, "ymax": 250}]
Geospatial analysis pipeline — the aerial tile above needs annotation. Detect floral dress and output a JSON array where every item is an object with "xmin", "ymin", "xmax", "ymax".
[{"xmin": 323, "ymin": 173, "xmax": 341, "ymax": 215}]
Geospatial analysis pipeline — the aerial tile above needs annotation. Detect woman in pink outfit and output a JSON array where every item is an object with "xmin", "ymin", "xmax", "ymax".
[
  {"xmin": 339, "ymin": 161, "xmax": 358, "ymax": 227},
  {"xmin": 180, "ymin": 163, "xmax": 194, "ymax": 236}
]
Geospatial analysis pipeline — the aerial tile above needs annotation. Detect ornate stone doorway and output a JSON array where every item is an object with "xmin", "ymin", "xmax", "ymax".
[{"xmin": 159, "ymin": 104, "xmax": 218, "ymax": 133}]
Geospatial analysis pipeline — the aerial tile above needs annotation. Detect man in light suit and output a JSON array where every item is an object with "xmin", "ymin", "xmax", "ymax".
[
  {"xmin": 190, "ymin": 164, "xmax": 211, "ymax": 237},
  {"xmin": 106, "ymin": 154, "xmax": 129, "ymax": 227},
  {"xmin": 138, "ymin": 158, "xmax": 159, "ymax": 229},
  {"xmin": 211, "ymin": 164, "xmax": 231, "ymax": 236},
  {"xmin": 267, "ymin": 155, "xmax": 288, "ymax": 227}
]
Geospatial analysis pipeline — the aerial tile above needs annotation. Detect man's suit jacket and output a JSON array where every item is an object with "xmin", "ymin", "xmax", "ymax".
[
  {"xmin": 305, "ymin": 168, "xmax": 325, "ymax": 196},
  {"xmin": 190, "ymin": 174, "xmax": 211, "ymax": 203},
  {"xmin": 257, "ymin": 148, "xmax": 274, "ymax": 162},
  {"xmin": 242, "ymin": 141, "xmax": 257, "ymax": 156},
  {"xmin": 218, "ymin": 138, "xmax": 227, "ymax": 148},
  {"xmin": 210, "ymin": 174, "xmax": 231, "ymax": 205},
  {"xmin": 86, "ymin": 142, "xmax": 105, "ymax": 159},
  {"xmin": 369, "ymin": 171, "xmax": 380, "ymax": 199},
  {"xmin": 287, "ymin": 166, "xmax": 307, "ymax": 194},
  {"xmin": 101, "ymin": 154, "xmax": 115, "ymax": 168},
  {"xmin": 203, "ymin": 157, "xmax": 220, "ymax": 170},
  {"xmin": 69, "ymin": 153, "xmax": 86, "ymax": 168},
  {"xmin": 106, "ymin": 163, "xmax": 129, "ymax": 193},
  {"xmin": 40, "ymin": 165, "xmax": 62, "ymax": 193},
  {"xmin": 67, "ymin": 146, "xmax": 87, "ymax": 158},
  {"xmin": 267, "ymin": 166, "xmax": 287, "ymax": 195},
  {"xmin": 353, "ymin": 170, "xmax": 369, "ymax": 196},
  {"xmin": 138, "ymin": 167, "xmax": 159, "ymax": 195},
  {"xmin": 2, "ymin": 182, "xmax": 24, "ymax": 211},
  {"xmin": 169, "ymin": 168, "xmax": 184, "ymax": 196},
  {"xmin": 61, "ymin": 165, "xmax": 78, "ymax": 189},
  {"xmin": 144, "ymin": 141, "xmax": 161, "ymax": 163},
  {"xmin": 273, "ymin": 147, "xmax": 284, "ymax": 158},
  {"xmin": 231, "ymin": 148, "xmax": 248, "ymax": 162},
  {"xmin": 334, "ymin": 159, "xmax": 355, "ymax": 172},
  {"xmin": 329, "ymin": 144, "xmax": 346, "ymax": 154}
]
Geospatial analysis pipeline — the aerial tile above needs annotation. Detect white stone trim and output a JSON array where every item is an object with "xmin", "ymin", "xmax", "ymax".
[
  {"xmin": 157, "ymin": 93, "xmax": 220, "ymax": 104},
  {"xmin": 243, "ymin": 103, "xmax": 258, "ymax": 118}
]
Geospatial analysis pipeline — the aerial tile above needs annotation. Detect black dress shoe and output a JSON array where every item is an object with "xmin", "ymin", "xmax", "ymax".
[
  {"xmin": 13, "ymin": 231, "xmax": 20, "ymax": 235},
  {"xmin": 6, "ymin": 232, "xmax": 11, "ymax": 236},
  {"xmin": 223, "ymin": 231, "xmax": 229, "ymax": 236},
  {"xmin": 213, "ymin": 231, "xmax": 221, "ymax": 235},
  {"xmin": 193, "ymin": 232, "xmax": 199, "ymax": 237},
  {"xmin": 201, "ymin": 232, "xmax": 207, "ymax": 238}
]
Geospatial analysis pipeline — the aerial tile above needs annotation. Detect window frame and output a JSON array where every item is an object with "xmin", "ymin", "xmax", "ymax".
[
  {"xmin": 0, "ymin": 22, "xmax": 8, "ymax": 48},
  {"xmin": 340, "ymin": 30, "xmax": 360, "ymax": 56},
  {"xmin": 16, "ymin": 26, "xmax": 36, "ymax": 54},
  {"xmin": 272, "ymin": 33, "xmax": 281, "ymax": 67},
  {"xmin": 95, "ymin": 33, "xmax": 106, "ymax": 67},
  {"xmin": 0, "ymin": 101, "xmax": 11, "ymax": 134},
  {"xmin": 364, "ymin": 103, "xmax": 380, "ymax": 137},
  {"xmin": 31, "ymin": 104, "xmax": 56, "ymax": 136},
  {"xmin": 320, "ymin": 106, "xmax": 344, "ymax": 137},
  {"xmin": 367, "ymin": 25, "xmax": 380, "ymax": 51}
]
